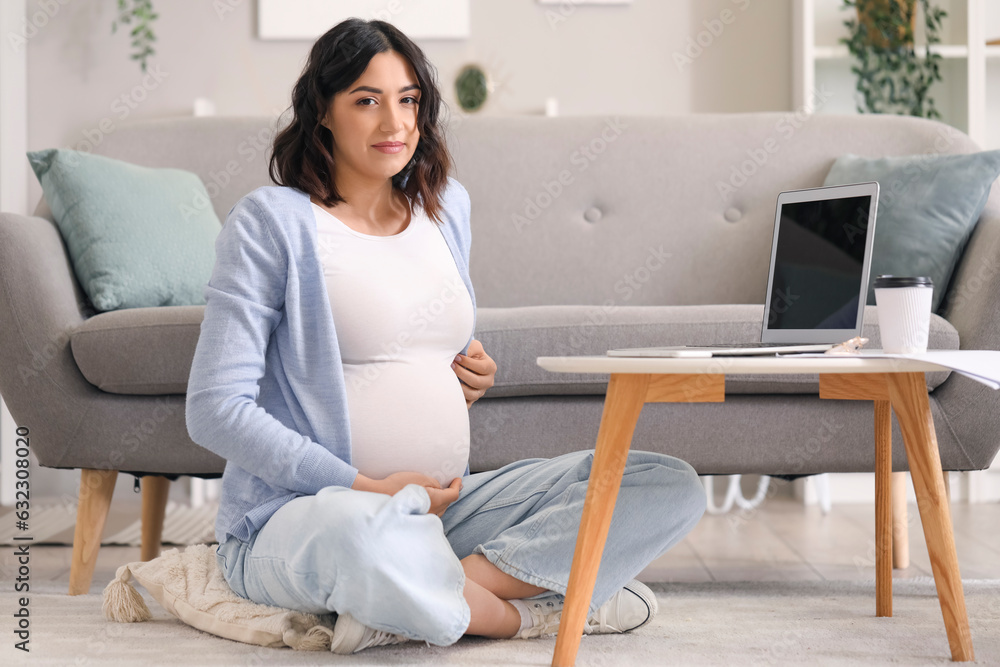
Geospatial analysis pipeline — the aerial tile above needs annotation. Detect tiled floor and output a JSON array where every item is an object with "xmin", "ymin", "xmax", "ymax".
[{"xmin": 4, "ymin": 494, "xmax": 1000, "ymax": 592}]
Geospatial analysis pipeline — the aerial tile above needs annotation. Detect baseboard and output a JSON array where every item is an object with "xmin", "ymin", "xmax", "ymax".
[{"xmin": 794, "ymin": 468, "xmax": 1000, "ymax": 505}]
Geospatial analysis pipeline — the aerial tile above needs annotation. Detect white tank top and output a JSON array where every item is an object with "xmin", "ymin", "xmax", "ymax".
[{"xmin": 312, "ymin": 200, "xmax": 475, "ymax": 487}]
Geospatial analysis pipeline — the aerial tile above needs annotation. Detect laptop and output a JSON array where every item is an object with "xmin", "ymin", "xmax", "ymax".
[{"xmin": 607, "ymin": 181, "xmax": 880, "ymax": 358}]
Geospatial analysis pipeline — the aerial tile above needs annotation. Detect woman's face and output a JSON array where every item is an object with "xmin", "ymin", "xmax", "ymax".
[{"xmin": 322, "ymin": 50, "xmax": 421, "ymax": 187}]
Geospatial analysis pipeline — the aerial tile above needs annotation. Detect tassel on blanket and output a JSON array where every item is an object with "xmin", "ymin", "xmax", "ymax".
[
  {"xmin": 290, "ymin": 624, "xmax": 335, "ymax": 651},
  {"xmin": 102, "ymin": 563, "xmax": 152, "ymax": 623}
]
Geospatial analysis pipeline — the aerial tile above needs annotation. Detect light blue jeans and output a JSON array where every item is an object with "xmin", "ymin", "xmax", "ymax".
[{"xmin": 215, "ymin": 449, "xmax": 706, "ymax": 647}]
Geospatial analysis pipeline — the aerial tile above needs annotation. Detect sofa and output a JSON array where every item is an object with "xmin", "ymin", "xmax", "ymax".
[{"xmin": 1, "ymin": 112, "xmax": 998, "ymax": 594}]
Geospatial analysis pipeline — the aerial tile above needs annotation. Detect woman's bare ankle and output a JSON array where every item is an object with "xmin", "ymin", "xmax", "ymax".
[{"xmin": 463, "ymin": 575, "xmax": 523, "ymax": 638}]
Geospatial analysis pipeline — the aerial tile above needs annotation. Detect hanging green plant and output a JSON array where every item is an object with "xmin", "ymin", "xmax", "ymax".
[
  {"xmin": 840, "ymin": 0, "xmax": 947, "ymax": 119},
  {"xmin": 111, "ymin": 0, "xmax": 158, "ymax": 73}
]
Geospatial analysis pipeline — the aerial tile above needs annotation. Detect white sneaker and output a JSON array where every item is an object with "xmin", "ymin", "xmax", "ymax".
[
  {"xmin": 512, "ymin": 580, "xmax": 658, "ymax": 639},
  {"xmin": 584, "ymin": 580, "xmax": 658, "ymax": 634},
  {"xmin": 330, "ymin": 612, "xmax": 412, "ymax": 654}
]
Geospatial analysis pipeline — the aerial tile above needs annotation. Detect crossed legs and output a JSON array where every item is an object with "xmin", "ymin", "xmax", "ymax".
[
  {"xmin": 449, "ymin": 450, "xmax": 706, "ymax": 640},
  {"xmin": 224, "ymin": 450, "xmax": 705, "ymax": 646}
]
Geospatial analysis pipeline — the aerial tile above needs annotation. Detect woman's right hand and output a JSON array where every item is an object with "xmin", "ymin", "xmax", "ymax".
[
  {"xmin": 424, "ymin": 477, "xmax": 463, "ymax": 517},
  {"xmin": 375, "ymin": 471, "xmax": 443, "ymax": 495},
  {"xmin": 351, "ymin": 471, "xmax": 463, "ymax": 516}
]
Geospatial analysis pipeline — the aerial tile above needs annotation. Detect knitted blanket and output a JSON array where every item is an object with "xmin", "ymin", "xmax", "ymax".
[{"xmin": 102, "ymin": 542, "xmax": 338, "ymax": 650}]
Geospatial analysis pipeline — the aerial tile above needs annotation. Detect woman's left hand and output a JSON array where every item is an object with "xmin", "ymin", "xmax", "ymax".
[{"xmin": 452, "ymin": 338, "xmax": 496, "ymax": 409}]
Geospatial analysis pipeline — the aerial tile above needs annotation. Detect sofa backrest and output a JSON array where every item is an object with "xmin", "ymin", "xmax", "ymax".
[
  {"xmin": 75, "ymin": 113, "xmax": 988, "ymax": 309},
  {"xmin": 448, "ymin": 113, "xmax": 988, "ymax": 309},
  {"xmin": 72, "ymin": 115, "xmax": 280, "ymax": 226}
]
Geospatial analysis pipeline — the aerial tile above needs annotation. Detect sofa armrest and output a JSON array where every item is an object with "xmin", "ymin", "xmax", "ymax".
[
  {"xmin": 0, "ymin": 211, "xmax": 96, "ymax": 442},
  {"xmin": 932, "ymin": 196, "xmax": 1000, "ymax": 470},
  {"xmin": 941, "ymin": 197, "xmax": 1000, "ymax": 349}
]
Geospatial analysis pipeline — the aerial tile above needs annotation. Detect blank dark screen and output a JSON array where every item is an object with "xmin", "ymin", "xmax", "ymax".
[{"xmin": 767, "ymin": 195, "xmax": 871, "ymax": 330}]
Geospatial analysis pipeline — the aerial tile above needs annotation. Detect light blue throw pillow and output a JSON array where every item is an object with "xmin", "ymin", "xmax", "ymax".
[
  {"xmin": 26, "ymin": 148, "xmax": 221, "ymax": 312},
  {"xmin": 823, "ymin": 150, "xmax": 1000, "ymax": 313}
]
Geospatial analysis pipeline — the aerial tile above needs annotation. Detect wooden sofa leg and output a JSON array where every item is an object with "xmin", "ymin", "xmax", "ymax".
[
  {"xmin": 892, "ymin": 471, "xmax": 910, "ymax": 569},
  {"xmin": 69, "ymin": 469, "xmax": 118, "ymax": 595},
  {"xmin": 141, "ymin": 476, "xmax": 171, "ymax": 561}
]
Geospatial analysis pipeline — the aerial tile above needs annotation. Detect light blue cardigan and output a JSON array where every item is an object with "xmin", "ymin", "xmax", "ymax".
[{"xmin": 185, "ymin": 177, "xmax": 477, "ymax": 544}]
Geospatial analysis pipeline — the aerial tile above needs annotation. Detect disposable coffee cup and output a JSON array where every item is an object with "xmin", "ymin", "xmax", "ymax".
[{"xmin": 873, "ymin": 275, "xmax": 934, "ymax": 354}]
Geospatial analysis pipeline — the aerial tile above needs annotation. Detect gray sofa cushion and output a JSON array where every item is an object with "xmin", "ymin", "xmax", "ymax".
[
  {"xmin": 71, "ymin": 305, "xmax": 204, "ymax": 394},
  {"xmin": 70, "ymin": 303, "xmax": 958, "ymax": 397}
]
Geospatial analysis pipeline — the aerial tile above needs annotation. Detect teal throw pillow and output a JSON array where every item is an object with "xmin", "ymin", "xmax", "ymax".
[
  {"xmin": 823, "ymin": 150, "xmax": 1000, "ymax": 313},
  {"xmin": 27, "ymin": 148, "xmax": 221, "ymax": 312}
]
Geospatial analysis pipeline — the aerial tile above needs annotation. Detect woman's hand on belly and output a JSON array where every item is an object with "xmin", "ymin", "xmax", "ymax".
[
  {"xmin": 352, "ymin": 471, "xmax": 463, "ymax": 516},
  {"xmin": 452, "ymin": 338, "xmax": 497, "ymax": 409},
  {"xmin": 425, "ymin": 477, "xmax": 463, "ymax": 517}
]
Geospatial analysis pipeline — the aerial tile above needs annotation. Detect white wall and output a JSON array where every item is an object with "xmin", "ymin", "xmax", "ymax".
[
  {"xmin": 10, "ymin": 0, "xmax": 793, "ymax": 501},
  {"xmin": 24, "ymin": 0, "xmax": 793, "ymax": 214}
]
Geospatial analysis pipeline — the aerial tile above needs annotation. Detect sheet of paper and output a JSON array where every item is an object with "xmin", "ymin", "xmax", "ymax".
[{"xmin": 778, "ymin": 350, "xmax": 1000, "ymax": 390}]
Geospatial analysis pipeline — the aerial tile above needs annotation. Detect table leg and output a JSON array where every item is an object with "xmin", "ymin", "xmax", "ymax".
[
  {"xmin": 552, "ymin": 372, "xmax": 650, "ymax": 667},
  {"xmin": 892, "ymin": 472, "xmax": 910, "ymax": 569},
  {"xmin": 874, "ymin": 399, "xmax": 892, "ymax": 618},
  {"xmin": 887, "ymin": 372, "xmax": 974, "ymax": 662}
]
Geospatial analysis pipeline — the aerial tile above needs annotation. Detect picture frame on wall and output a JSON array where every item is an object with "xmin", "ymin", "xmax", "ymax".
[{"xmin": 258, "ymin": 0, "xmax": 470, "ymax": 40}]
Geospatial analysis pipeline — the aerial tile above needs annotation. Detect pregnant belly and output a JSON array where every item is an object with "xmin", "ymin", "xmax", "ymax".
[{"xmin": 342, "ymin": 361, "xmax": 470, "ymax": 486}]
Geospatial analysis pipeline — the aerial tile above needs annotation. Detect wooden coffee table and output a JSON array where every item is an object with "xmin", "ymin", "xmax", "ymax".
[{"xmin": 535, "ymin": 354, "xmax": 975, "ymax": 665}]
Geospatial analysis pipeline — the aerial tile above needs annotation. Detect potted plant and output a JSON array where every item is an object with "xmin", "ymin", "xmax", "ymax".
[
  {"xmin": 455, "ymin": 64, "xmax": 492, "ymax": 113},
  {"xmin": 840, "ymin": 0, "xmax": 948, "ymax": 119}
]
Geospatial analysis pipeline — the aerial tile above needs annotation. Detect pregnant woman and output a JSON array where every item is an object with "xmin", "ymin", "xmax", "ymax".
[{"xmin": 185, "ymin": 17, "xmax": 706, "ymax": 655}]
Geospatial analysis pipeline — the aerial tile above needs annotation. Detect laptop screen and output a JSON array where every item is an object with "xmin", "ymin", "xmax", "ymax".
[{"xmin": 766, "ymin": 195, "xmax": 873, "ymax": 331}]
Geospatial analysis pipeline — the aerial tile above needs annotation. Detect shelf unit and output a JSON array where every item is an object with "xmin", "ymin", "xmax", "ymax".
[
  {"xmin": 793, "ymin": 0, "xmax": 1000, "ymax": 151},
  {"xmin": 791, "ymin": 0, "xmax": 1000, "ymax": 506}
]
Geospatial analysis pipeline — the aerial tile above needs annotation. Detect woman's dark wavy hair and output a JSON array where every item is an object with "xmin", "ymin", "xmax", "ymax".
[{"xmin": 269, "ymin": 18, "xmax": 452, "ymax": 225}]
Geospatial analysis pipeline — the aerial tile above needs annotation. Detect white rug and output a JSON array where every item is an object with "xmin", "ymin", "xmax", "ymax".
[
  {"xmin": 7, "ymin": 578, "xmax": 999, "ymax": 666},
  {"xmin": 0, "ymin": 500, "xmax": 217, "ymax": 547}
]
